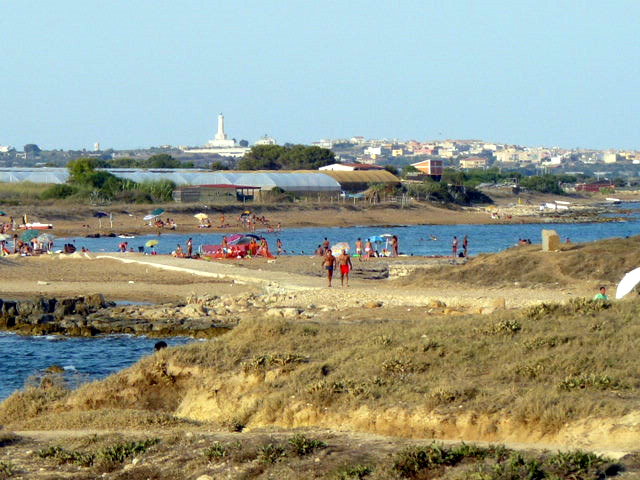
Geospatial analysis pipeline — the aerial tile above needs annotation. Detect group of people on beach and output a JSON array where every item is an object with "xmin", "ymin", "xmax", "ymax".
[
  {"xmin": 315, "ymin": 235, "xmax": 400, "ymax": 260},
  {"xmin": 451, "ymin": 235, "xmax": 469, "ymax": 258},
  {"xmin": 0, "ymin": 233, "xmax": 54, "ymax": 256},
  {"xmin": 321, "ymin": 247, "xmax": 353, "ymax": 287}
]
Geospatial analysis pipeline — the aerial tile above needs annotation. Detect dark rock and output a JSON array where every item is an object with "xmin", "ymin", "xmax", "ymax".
[{"xmin": 54, "ymin": 298, "xmax": 78, "ymax": 318}]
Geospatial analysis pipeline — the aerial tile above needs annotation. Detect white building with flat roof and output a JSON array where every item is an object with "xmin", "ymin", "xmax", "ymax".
[{"xmin": 181, "ymin": 113, "xmax": 250, "ymax": 157}]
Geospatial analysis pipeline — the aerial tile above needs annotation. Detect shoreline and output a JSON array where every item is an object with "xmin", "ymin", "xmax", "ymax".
[{"xmin": 3, "ymin": 194, "xmax": 630, "ymax": 238}]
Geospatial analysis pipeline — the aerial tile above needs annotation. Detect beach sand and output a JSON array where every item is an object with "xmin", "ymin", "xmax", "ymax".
[{"xmin": 3, "ymin": 189, "xmax": 611, "ymax": 238}]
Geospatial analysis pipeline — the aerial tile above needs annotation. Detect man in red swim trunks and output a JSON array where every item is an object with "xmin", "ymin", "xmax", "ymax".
[{"xmin": 337, "ymin": 249, "xmax": 353, "ymax": 287}]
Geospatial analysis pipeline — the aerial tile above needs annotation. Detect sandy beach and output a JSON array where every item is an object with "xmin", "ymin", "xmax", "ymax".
[{"xmin": 2, "ymin": 189, "xmax": 621, "ymax": 238}]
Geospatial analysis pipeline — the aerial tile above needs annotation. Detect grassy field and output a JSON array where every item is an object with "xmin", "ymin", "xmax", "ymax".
[
  {"xmin": 0, "ymin": 429, "xmax": 636, "ymax": 479},
  {"xmin": 2, "ymin": 295, "xmax": 638, "ymax": 445},
  {"xmin": 404, "ymin": 236, "xmax": 640, "ymax": 288}
]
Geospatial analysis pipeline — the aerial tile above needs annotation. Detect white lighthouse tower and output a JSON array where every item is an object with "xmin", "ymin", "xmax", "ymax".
[{"xmin": 208, "ymin": 113, "xmax": 236, "ymax": 148}]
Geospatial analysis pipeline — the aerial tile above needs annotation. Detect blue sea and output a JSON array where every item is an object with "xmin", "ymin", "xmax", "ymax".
[
  {"xmin": 0, "ymin": 333, "xmax": 193, "ymax": 400},
  {"xmin": 1, "ymin": 203, "xmax": 638, "ymax": 401},
  {"xmin": 60, "ymin": 217, "xmax": 639, "ymax": 257}
]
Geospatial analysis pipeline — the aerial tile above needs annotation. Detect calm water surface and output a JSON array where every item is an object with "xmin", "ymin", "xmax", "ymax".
[{"xmin": 0, "ymin": 333, "xmax": 193, "ymax": 400}]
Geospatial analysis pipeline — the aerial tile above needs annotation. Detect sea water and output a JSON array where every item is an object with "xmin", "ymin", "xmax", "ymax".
[
  {"xmin": 0, "ymin": 333, "xmax": 193, "ymax": 400},
  {"xmin": 60, "ymin": 218, "xmax": 640, "ymax": 257}
]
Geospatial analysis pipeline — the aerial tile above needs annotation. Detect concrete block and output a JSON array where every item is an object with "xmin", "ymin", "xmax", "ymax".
[{"xmin": 542, "ymin": 229, "xmax": 560, "ymax": 251}]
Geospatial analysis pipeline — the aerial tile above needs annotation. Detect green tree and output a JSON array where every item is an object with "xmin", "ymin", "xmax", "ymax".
[
  {"xmin": 238, "ymin": 145, "xmax": 335, "ymax": 170},
  {"xmin": 211, "ymin": 161, "xmax": 229, "ymax": 170},
  {"xmin": 520, "ymin": 174, "xmax": 567, "ymax": 194},
  {"xmin": 239, "ymin": 145, "xmax": 286, "ymax": 170},
  {"xmin": 383, "ymin": 165, "xmax": 399, "ymax": 175},
  {"xmin": 24, "ymin": 144, "xmax": 41, "ymax": 155},
  {"xmin": 67, "ymin": 158, "xmax": 105, "ymax": 184},
  {"xmin": 147, "ymin": 154, "xmax": 182, "ymax": 168}
]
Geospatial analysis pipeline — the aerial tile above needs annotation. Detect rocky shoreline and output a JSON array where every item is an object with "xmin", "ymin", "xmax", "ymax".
[{"xmin": 0, "ymin": 294, "xmax": 235, "ymax": 338}]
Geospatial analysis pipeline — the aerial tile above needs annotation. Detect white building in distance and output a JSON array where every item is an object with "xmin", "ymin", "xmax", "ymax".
[
  {"xmin": 255, "ymin": 134, "xmax": 277, "ymax": 146},
  {"xmin": 181, "ymin": 113, "xmax": 250, "ymax": 158}
]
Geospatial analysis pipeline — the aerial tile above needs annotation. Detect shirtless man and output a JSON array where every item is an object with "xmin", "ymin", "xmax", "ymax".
[
  {"xmin": 322, "ymin": 250, "xmax": 336, "ymax": 287},
  {"xmin": 355, "ymin": 238, "xmax": 363, "ymax": 261},
  {"xmin": 337, "ymin": 249, "xmax": 353, "ymax": 287}
]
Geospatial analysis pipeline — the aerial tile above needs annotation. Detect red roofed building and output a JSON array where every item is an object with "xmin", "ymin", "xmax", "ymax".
[
  {"xmin": 411, "ymin": 159, "xmax": 444, "ymax": 180},
  {"xmin": 319, "ymin": 163, "xmax": 384, "ymax": 171}
]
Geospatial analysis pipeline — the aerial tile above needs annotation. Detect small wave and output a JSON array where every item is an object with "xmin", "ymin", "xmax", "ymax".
[{"xmin": 63, "ymin": 365, "xmax": 77, "ymax": 371}]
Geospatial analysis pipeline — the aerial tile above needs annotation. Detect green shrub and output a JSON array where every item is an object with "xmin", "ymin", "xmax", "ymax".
[
  {"xmin": 333, "ymin": 464, "xmax": 372, "ymax": 479},
  {"xmin": 98, "ymin": 438, "xmax": 159, "ymax": 464},
  {"xmin": 204, "ymin": 441, "xmax": 227, "ymax": 462},
  {"xmin": 287, "ymin": 434, "xmax": 326, "ymax": 456},
  {"xmin": 36, "ymin": 445, "xmax": 95, "ymax": 467},
  {"xmin": 40, "ymin": 184, "xmax": 78, "ymax": 199},
  {"xmin": 258, "ymin": 442, "xmax": 286, "ymax": 463},
  {"xmin": 393, "ymin": 443, "xmax": 464, "ymax": 477},
  {"xmin": 547, "ymin": 450, "xmax": 609, "ymax": 477},
  {"xmin": 0, "ymin": 460, "xmax": 15, "ymax": 478}
]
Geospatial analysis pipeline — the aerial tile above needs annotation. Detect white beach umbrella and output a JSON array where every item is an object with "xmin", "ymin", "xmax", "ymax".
[{"xmin": 615, "ymin": 267, "xmax": 640, "ymax": 299}]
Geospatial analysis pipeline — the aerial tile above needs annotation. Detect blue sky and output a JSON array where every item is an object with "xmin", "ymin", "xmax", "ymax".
[{"xmin": 0, "ymin": 1, "xmax": 638, "ymax": 150}]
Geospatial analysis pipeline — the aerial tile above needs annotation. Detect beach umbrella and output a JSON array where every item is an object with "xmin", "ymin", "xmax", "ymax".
[
  {"xmin": 143, "ymin": 214, "xmax": 157, "ymax": 221},
  {"xmin": 145, "ymin": 239, "xmax": 159, "ymax": 248},
  {"xmin": 194, "ymin": 213, "xmax": 209, "ymax": 220},
  {"xmin": 331, "ymin": 242, "xmax": 350, "ymax": 254},
  {"xmin": 151, "ymin": 208, "xmax": 165, "ymax": 217},
  {"xmin": 0, "ymin": 211, "xmax": 6, "ymax": 216},
  {"xmin": 616, "ymin": 267, "xmax": 640, "ymax": 299},
  {"xmin": 20, "ymin": 230, "xmax": 40, "ymax": 242},
  {"xmin": 225, "ymin": 234, "xmax": 243, "ymax": 245},
  {"xmin": 93, "ymin": 211, "xmax": 109, "ymax": 229},
  {"xmin": 37, "ymin": 233, "xmax": 55, "ymax": 244}
]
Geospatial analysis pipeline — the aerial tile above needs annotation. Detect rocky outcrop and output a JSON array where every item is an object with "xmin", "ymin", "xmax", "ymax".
[{"xmin": 0, "ymin": 295, "xmax": 233, "ymax": 338}]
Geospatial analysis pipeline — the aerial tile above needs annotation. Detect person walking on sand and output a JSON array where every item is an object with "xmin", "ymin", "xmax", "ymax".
[
  {"xmin": 462, "ymin": 235, "xmax": 469, "ymax": 257},
  {"xmin": 452, "ymin": 236, "xmax": 458, "ymax": 258},
  {"xmin": 391, "ymin": 235, "xmax": 399, "ymax": 257},
  {"xmin": 338, "ymin": 249, "xmax": 353, "ymax": 287},
  {"xmin": 322, "ymin": 249, "xmax": 336, "ymax": 287},
  {"xmin": 186, "ymin": 237, "xmax": 193, "ymax": 257}
]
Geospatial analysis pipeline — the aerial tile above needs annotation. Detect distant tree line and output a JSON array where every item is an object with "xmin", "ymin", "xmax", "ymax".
[
  {"xmin": 238, "ymin": 145, "xmax": 335, "ymax": 170},
  {"xmin": 40, "ymin": 157, "xmax": 175, "ymax": 203},
  {"xmin": 87, "ymin": 153, "xmax": 194, "ymax": 169}
]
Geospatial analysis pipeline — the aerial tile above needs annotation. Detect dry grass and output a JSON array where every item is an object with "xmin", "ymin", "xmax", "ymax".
[
  {"xmin": 0, "ymin": 182, "xmax": 49, "ymax": 205},
  {"xmin": 0, "ymin": 429, "xmax": 634, "ymax": 479},
  {"xmin": 4, "ymin": 296, "xmax": 639, "ymax": 444},
  {"xmin": 402, "ymin": 235, "xmax": 640, "ymax": 288}
]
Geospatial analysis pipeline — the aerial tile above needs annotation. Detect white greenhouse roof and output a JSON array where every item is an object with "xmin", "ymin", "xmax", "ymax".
[{"xmin": 0, "ymin": 168, "xmax": 342, "ymax": 192}]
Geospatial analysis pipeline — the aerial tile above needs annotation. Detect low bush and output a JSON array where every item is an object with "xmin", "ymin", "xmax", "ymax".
[
  {"xmin": 258, "ymin": 442, "xmax": 286, "ymax": 464},
  {"xmin": 0, "ymin": 460, "xmax": 15, "ymax": 479},
  {"xmin": 333, "ymin": 463, "xmax": 372, "ymax": 479},
  {"xmin": 287, "ymin": 434, "xmax": 326, "ymax": 456}
]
